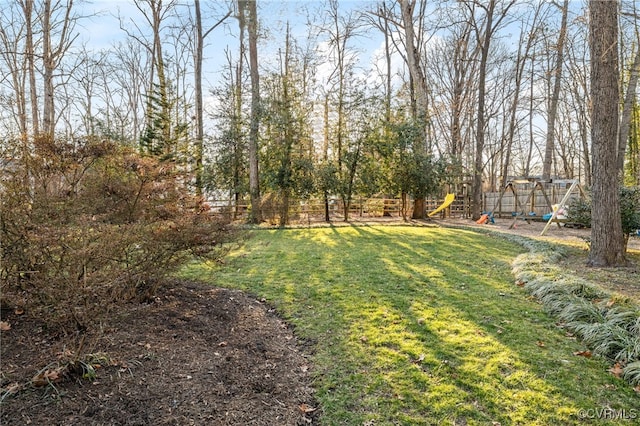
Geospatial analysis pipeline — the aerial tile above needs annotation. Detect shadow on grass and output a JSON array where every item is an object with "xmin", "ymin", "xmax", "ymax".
[{"xmin": 182, "ymin": 225, "xmax": 639, "ymax": 425}]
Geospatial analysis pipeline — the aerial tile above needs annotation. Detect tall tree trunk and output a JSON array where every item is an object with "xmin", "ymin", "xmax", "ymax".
[
  {"xmin": 323, "ymin": 95, "xmax": 331, "ymax": 222},
  {"xmin": 40, "ymin": 0, "xmax": 76, "ymax": 137},
  {"xmin": 244, "ymin": 0, "xmax": 262, "ymax": 223},
  {"xmin": 399, "ymin": 0, "xmax": 430, "ymax": 219},
  {"xmin": 379, "ymin": 2, "xmax": 392, "ymax": 126},
  {"xmin": 153, "ymin": 11, "xmax": 171, "ymax": 155},
  {"xmin": 541, "ymin": 0, "xmax": 569, "ymax": 181},
  {"xmin": 469, "ymin": 0, "xmax": 515, "ymax": 219},
  {"xmin": 233, "ymin": 59, "xmax": 243, "ymax": 219},
  {"xmin": 19, "ymin": 0, "xmax": 39, "ymax": 135},
  {"xmin": 471, "ymin": 0, "xmax": 495, "ymax": 220},
  {"xmin": 587, "ymin": 0, "xmax": 626, "ymax": 267},
  {"xmin": 451, "ymin": 26, "xmax": 471, "ymax": 162},
  {"xmin": 194, "ymin": 0, "xmax": 204, "ymax": 196},
  {"xmin": 618, "ymin": 46, "xmax": 640, "ymax": 180},
  {"xmin": 631, "ymin": 109, "xmax": 640, "ymax": 185},
  {"xmin": 382, "ymin": 7, "xmax": 393, "ymax": 216},
  {"xmin": 502, "ymin": 4, "xmax": 541, "ymax": 187},
  {"xmin": 279, "ymin": 25, "xmax": 293, "ymax": 227},
  {"xmin": 42, "ymin": 0, "xmax": 54, "ymax": 136},
  {"xmin": 502, "ymin": 42, "xmax": 523, "ymax": 187},
  {"xmin": 568, "ymin": 67, "xmax": 592, "ymax": 186},
  {"xmin": 525, "ymin": 51, "xmax": 535, "ymax": 176}
]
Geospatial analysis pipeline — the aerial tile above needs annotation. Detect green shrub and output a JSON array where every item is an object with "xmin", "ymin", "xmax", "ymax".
[
  {"xmin": 0, "ymin": 136, "xmax": 236, "ymax": 333},
  {"xmin": 620, "ymin": 186, "xmax": 640, "ymax": 236},
  {"xmin": 567, "ymin": 186, "xmax": 640, "ymax": 249},
  {"xmin": 567, "ymin": 197, "xmax": 592, "ymax": 228}
]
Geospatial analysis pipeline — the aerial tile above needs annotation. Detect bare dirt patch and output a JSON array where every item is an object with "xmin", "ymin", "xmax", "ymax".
[{"xmin": 1, "ymin": 281, "xmax": 317, "ymax": 425}]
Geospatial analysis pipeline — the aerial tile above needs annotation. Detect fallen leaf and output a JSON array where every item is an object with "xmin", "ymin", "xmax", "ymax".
[
  {"xmin": 606, "ymin": 299, "xmax": 615, "ymax": 308},
  {"xmin": 609, "ymin": 363, "xmax": 624, "ymax": 378},
  {"xmin": 412, "ymin": 353, "xmax": 425, "ymax": 364},
  {"xmin": 32, "ymin": 367, "xmax": 64, "ymax": 387},
  {"xmin": 57, "ymin": 349, "xmax": 73, "ymax": 359},
  {"xmin": 573, "ymin": 350, "xmax": 592, "ymax": 358},
  {"xmin": 515, "ymin": 280, "xmax": 525, "ymax": 287},
  {"xmin": 2, "ymin": 382, "xmax": 21, "ymax": 394},
  {"xmin": 299, "ymin": 403, "xmax": 317, "ymax": 413},
  {"xmin": 0, "ymin": 321, "xmax": 11, "ymax": 331},
  {"xmin": 14, "ymin": 308, "xmax": 24, "ymax": 315},
  {"xmin": 45, "ymin": 369, "xmax": 61, "ymax": 381},
  {"xmin": 536, "ymin": 341, "xmax": 546, "ymax": 348}
]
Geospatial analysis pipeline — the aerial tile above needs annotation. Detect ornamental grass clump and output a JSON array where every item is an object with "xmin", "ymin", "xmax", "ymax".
[
  {"xmin": 558, "ymin": 299, "xmax": 607, "ymax": 326},
  {"xmin": 507, "ymin": 232, "xmax": 640, "ymax": 388},
  {"xmin": 572, "ymin": 318, "xmax": 640, "ymax": 362},
  {"xmin": 624, "ymin": 361, "xmax": 640, "ymax": 385}
]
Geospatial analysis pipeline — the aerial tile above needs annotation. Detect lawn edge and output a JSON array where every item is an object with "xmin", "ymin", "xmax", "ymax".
[{"xmin": 441, "ymin": 223, "xmax": 640, "ymax": 389}]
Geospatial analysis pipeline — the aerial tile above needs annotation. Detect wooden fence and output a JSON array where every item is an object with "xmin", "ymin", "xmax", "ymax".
[
  {"xmin": 205, "ymin": 195, "xmax": 468, "ymax": 223},
  {"xmin": 483, "ymin": 181, "xmax": 582, "ymax": 218}
]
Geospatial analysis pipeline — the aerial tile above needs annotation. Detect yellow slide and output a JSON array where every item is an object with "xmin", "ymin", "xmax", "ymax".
[{"xmin": 428, "ymin": 193, "xmax": 456, "ymax": 217}]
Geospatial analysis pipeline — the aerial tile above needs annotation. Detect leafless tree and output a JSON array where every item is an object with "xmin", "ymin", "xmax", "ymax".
[
  {"xmin": 193, "ymin": 0, "xmax": 232, "ymax": 195},
  {"xmin": 107, "ymin": 39, "xmax": 151, "ymax": 143},
  {"xmin": 465, "ymin": 0, "xmax": 517, "ymax": 220},
  {"xmin": 0, "ymin": 2, "xmax": 28, "ymax": 136},
  {"xmin": 564, "ymin": 10, "xmax": 592, "ymax": 186},
  {"xmin": 20, "ymin": 0, "xmax": 40, "ymax": 135},
  {"xmin": 40, "ymin": 0, "xmax": 79, "ymax": 136},
  {"xmin": 501, "ymin": 3, "xmax": 545, "ymax": 187},
  {"xmin": 540, "ymin": 0, "xmax": 569, "ymax": 181},
  {"xmin": 120, "ymin": 0, "xmax": 178, "ymax": 155}
]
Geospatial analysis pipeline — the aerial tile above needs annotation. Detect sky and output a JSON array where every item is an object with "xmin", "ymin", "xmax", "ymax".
[
  {"xmin": 79, "ymin": 2, "xmax": 383, "ymax": 61},
  {"xmin": 67, "ymin": 0, "xmax": 415, "ymax": 129}
]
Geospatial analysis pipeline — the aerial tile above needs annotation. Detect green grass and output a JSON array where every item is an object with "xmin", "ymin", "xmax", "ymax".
[{"xmin": 181, "ymin": 225, "xmax": 639, "ymax": 425}]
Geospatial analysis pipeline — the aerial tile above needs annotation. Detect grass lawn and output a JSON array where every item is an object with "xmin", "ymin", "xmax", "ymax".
[{"xmin": 181, "ymin": 225, "xmax": 639, "ymax": 425}]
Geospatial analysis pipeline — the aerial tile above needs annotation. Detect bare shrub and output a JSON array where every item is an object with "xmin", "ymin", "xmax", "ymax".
[{"xmin": 1, "ymin": 136, "xmax": 236, "ymax": 333}]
